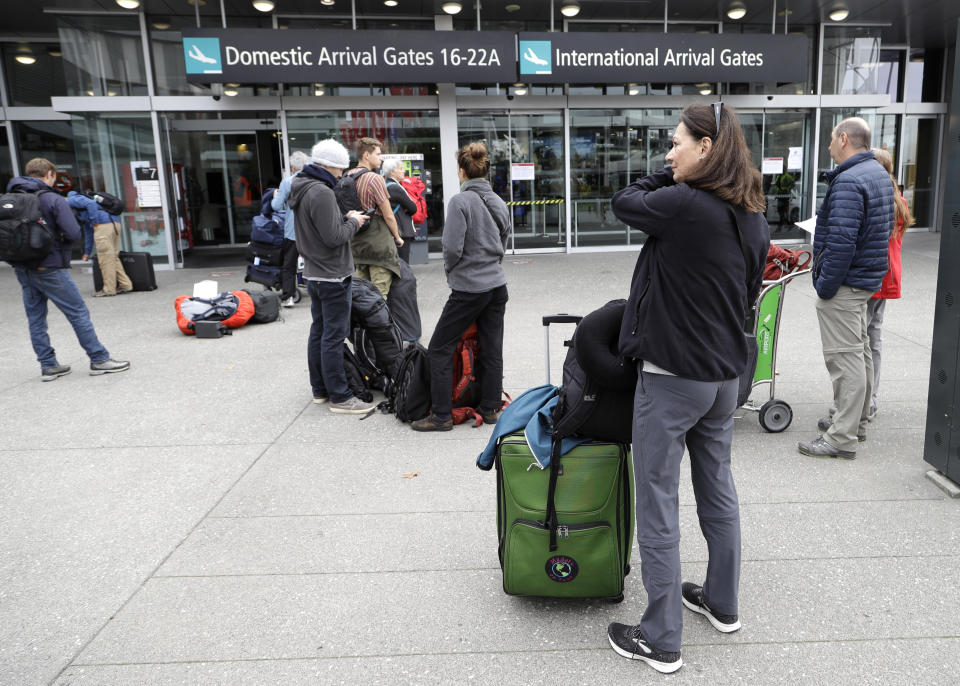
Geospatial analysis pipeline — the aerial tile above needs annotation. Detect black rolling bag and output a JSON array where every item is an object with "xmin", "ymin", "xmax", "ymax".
[{"xmin": 92, "ymin": 251, "xmax": 157, "ymax": 292}]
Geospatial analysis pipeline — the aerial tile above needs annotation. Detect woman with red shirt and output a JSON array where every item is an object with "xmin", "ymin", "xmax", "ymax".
[{"xmin": 868, "ymin": 148, "xmax": 914, "ymax": 418}]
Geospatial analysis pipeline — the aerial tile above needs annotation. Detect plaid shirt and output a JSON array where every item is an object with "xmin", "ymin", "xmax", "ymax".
[{"xmin": 347, "ymin": 167, "xmax": 390, "ymax": 215}]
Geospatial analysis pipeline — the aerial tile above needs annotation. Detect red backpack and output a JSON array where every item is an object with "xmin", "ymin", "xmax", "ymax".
[
  {"xmin": 765, "ymin": 243, "xmax": 811, "ymax": 281},
  {"xmin": 449, "ymin": 324, "xmax": 511, "ymax": 426},
  {"xmin": 400, "ymin": 176, "xmax": 428, "ymax": 225}
]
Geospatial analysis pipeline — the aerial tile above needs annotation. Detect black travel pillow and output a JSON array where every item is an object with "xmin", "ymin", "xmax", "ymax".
[{"xmin": 574, "ymin": 298, "xmax": 638, "ymax": 392}]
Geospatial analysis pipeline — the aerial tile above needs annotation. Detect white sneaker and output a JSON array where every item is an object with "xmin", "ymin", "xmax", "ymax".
[{"xmin": 282, "ymin": 297, "xmax": 295, "ymax": 308}]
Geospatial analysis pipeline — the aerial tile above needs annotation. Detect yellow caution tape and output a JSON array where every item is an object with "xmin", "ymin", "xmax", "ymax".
[{"xmin": 505, "ymin": 199, "xmax": 565, "ymax": 206}]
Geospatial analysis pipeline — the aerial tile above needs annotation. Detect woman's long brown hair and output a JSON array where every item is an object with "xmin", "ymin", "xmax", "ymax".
[
  {"xmin": 873, "ymin": 148, "xmax": 915, "ymax": 239},
  {"xmin": 678, "ymin": 103, "xmax": 766, "ymax": 214}
]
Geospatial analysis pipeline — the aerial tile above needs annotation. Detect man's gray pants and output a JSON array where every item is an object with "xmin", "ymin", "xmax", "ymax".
[
  {"xmin": 816, "ymin": 286, "xmax": 874, "ymax": 451},
  {"xmin": 632, "ymin": 368, "xmax": 741, "ymax": 653}
]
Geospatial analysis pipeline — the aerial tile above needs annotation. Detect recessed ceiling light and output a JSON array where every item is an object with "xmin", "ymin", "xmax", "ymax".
[
  {"xmin": 186, "ymin": 0, "xmax": 206, "ymax": 5},
  {"xmin": 829, "ymin": 7, "xmax": 849, "ymax": 21},
  {"xmin": 505, "ymin": 3, "xmax": 520, "ymax": 11},
  {"xmin": 321, "ymin": 0, "xmax": 335, "ymax": 4},
  {"xmin": 628, "ymin": 83, "xmax": 640, "ymax": 95},
  {"xmin": 224, "ymin": 88, "xmax": 239, "ymax": 96},
  {"xmin": 442, "ymin": 2, "xmax": 462, "ymax": 14},
  {"xmin": 560, "ymin": 2, "xmax": 579, "ymax": 17},
  {"xmin": 252, "ymin": 0, "xmax": 274, "ymax": 11},
  {"xmin": 513, "ymin": 83, "xmax": 527, "ymax": 95},
  {"xmin": 15, "ymin": 46, "xmax": 35, "ymax": 65},
  {"xmin": 107, "ymin": 90, "xmax": 117, "ymax": 96},
  {"xmin": 699, "ymin": 88, "xmax": 712, "ymax": 95},
  {"xmin": 314, "ymin": 88, "xmax": 325, "ymax": 96},
  {"xmin": 152, "ymin": 21, "xmax": 171, "ymax": 30},
  {"xmin": 116, "ymin": 0, "xmax": 140, "ymax": 8},
  {"xmin": 384, "ymin": 0, "xmax": 398, "ymax": 5},
  {"xmin": 726, "ymin": 2, "xmax": 746, "ymax": 20},
  {"xmin": 47, "ymin": 46, "xmax": 62, "ymax": 57}
]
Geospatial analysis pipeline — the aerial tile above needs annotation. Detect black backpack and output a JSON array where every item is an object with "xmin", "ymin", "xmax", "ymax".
[
  {"xmin": 241, "ymin": 288, "xmax": 281, "ymax": 324},
  {"xmin": 0, "ymin": 189, "xmax": 57, "ymax": 263},
  {"xmin": 343, "ymin": 343, "xmax": 374, "ymax": 403},
  {"xmin": 389, "ymin": 344, "xmax": 431, "ymax": 422},
  {"xmin": 334, "ymin": 168, "xmax": 371, "ymax": 214},
  {"xmin": 85, "ymin": 190, "xmax": 125, "ymax": 216},
  {"xmin": 553, "ymin": 300, "xmax": 636, "ymax": 444}
]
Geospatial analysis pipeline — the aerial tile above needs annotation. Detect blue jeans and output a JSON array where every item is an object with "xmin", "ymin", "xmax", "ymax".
[
  {"xmin": 14, "ymin": 267, "xmax": 110, "ymax": 368},
  {"xmin": 307, "ymin": 278, "xmax": 352, "ymax": 403}
]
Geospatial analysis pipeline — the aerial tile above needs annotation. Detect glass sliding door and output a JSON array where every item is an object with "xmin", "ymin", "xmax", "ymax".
[
  {"xmin": 902, "ymin": 116, "xmax": 938, "ymax": 228},
  {"xmin": 568, "ymin": 108, "xmax": 676, "ymax": 248},
  {"xmin": 71, "ymin": 114, "xmax": 169, "ymax": 264},
  {"xmin": 457, "ymin": 110, "xmax": 564, "ymax": 252},
  {"xmin": 160, "ymin": 112, "xmax": 283, "ymax": 260},
  {"xmin": 761, "ymin": 111, "xmax": 812, "ymax": 239}
]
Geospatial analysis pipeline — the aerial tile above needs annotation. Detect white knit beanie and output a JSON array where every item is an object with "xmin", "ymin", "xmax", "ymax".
[{"xmin": 311, "ymin": 139, "xmax": 350, "ymax": 169}]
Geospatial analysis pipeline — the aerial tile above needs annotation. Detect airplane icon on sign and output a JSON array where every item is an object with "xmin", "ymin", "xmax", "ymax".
[
  {"xmin": 188, "ymin": 44, "xmax": 217, "ymax": 64},
  {"xmin": 524, "ymin": 47, "xmax": 548, "ymax": 66}
]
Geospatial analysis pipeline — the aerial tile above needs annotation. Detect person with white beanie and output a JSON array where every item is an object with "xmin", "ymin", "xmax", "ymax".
[{"xmin": 288, "ymin": 139, "xmax": 374, "ymax": 414}]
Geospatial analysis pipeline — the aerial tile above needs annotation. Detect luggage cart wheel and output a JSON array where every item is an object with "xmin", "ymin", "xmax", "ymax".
[
  {"xmin": 293, "ymin": 287, "xmax": 302, "ymax": 304},
  {"xmin": 758, "ymin": 399, "xmax": 793, "ymax": 433}
]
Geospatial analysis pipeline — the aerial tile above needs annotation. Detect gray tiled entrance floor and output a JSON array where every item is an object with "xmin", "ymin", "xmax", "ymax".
[{"xmin": 1, "ymin": 232, "xmax": 956, "ymax": 685}]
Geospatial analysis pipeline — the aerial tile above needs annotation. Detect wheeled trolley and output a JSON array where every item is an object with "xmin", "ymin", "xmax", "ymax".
[{"xmin": 741, "ymin": 267, "xmax": 812, "ymax": 433}]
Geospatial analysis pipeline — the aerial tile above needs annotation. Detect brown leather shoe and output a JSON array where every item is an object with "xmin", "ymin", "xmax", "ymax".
[{"xmin": 411, "ymin": 414, "xmax": 453, "ymax": 432}]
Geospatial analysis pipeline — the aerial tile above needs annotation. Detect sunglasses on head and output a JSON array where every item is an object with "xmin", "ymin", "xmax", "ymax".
[{"xmin": 712, "ymin": 101, "xmax": 723, "ymax": 137}]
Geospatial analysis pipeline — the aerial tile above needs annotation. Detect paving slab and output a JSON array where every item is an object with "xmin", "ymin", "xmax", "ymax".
[
  {"xmin": 0, "ymin": 445, "xmax": 266, "ymax": 686},
  {"xmin": 73, "ymin": 557, "xmax": 960, "ymax": 667}
]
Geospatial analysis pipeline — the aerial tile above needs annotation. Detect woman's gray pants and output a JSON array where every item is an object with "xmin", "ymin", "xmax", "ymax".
[{"xmin": 632, "ymin": 368, "xmax": 742, "ymax": 652}]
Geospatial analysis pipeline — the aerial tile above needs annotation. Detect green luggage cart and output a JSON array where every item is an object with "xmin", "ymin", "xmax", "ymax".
[{"xmin": 741, "ymin": 267, "xmax": 812, "ymax": 432}]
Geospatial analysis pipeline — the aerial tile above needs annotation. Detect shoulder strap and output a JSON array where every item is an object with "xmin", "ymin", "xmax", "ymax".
[{"xmin": 466, "ymin": 187, "xmax": 508, "ymax": 237}]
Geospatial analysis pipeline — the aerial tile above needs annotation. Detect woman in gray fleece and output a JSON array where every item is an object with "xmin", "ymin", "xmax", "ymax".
[{"xmin": 411, "ymin": 142, "xmax": 511, "ymax": 431}]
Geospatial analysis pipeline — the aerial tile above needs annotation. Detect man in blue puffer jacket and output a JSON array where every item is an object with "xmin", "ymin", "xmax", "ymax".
[{"xmin": 799, "ymin": 118, "xmax": 893, "ymax": 460}]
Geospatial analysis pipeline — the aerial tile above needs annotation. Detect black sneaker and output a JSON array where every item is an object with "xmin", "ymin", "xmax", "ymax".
[
  {"xmin": 89, "ymin": 359, "xmax": 130, "ymax": 375},
  {"xmin": 681, "ymin": 582, "xmax": 741, "ymax": 633},
  {"xmin": 41, "ymin": 364, "xmax": 71, "ymax": 382},
  {"xmin": 606, "ymin": 623, "xmax": 682, "ymax": 674}
]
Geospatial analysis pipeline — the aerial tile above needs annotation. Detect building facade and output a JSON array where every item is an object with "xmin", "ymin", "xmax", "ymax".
[{"xmin": 1, "ymin": 0, "xmax": 955, "ymax": 268}]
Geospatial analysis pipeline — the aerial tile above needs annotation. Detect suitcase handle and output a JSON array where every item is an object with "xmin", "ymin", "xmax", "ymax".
[
  {"xmin": 543, "ymin": 314, "xmax": 582, "ymax": 384},
  {"xmin": 542, "ymin": 314, "xmax": 583, "ymax": 326}
]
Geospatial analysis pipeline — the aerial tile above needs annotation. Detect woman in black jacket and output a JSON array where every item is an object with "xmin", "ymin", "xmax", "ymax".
[
  {"xmin": 605, "ymin": 103, "xmax": 770, "ymax": 674},
  {"xmin": 382, "ymin": 158, "xmax": 418, "ymax": 264}
]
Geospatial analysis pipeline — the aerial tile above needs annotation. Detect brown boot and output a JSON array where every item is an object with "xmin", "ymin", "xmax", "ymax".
[{"xmin": 411, "ymin": 414, "xmax": 453, "ymax": 432}]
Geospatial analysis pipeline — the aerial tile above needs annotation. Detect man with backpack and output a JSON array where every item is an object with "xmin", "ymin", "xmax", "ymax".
[
  {"xmin": 271, "ymin": 150, "xmax": 310, "ymax": 307},
  {"xmin": 288, "ymin": 139, "xmax": 374, "ymax": 414},
  {"xmin": 66, "ymin": 190, "xmax": 132, "ymax": 297},
  {"xmin": 3, "ymin": 158, "xmax": 130, "ymax": 381},
  {"xmin": 381, "ymin": 157, "xmax": 418, "ymax": 264},
  {"xmin": 339, "ymin": 137, "xmax": 403, "ymax": 299}
]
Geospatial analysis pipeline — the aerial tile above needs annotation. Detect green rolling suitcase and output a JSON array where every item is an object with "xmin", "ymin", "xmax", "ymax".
[{"xmin": 495, "ymin": 431, "xmax": 634, "ymax": 600}]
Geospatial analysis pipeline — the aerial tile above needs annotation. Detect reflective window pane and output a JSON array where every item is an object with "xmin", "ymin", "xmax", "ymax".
[
  {"xmin": 2, "ymin": 43, "xmax": 67, "ymax": 106},
  {"xmin": 822, "ymin": 26, "xmax": 882, "ymax": 95},
  {"xmin": 57, "ymin": 15, "xmax": 148, "ymax": 96}
]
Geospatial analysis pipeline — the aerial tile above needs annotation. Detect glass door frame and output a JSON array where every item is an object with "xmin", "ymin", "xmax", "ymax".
[
  {"xmin": 160, "ymin": 111, "xmax": 283, "ymax": 263},
  {"xmin": 900, "ymin": 113, "xmax": 941, "ymax": 230}
]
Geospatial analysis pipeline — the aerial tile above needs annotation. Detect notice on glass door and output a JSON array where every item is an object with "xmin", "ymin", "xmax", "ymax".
[
  {"xmin": 761, "ymin": 157, "xmax": 784, "ymax": 175},
  {"xmin": 787, "ymin": 146, "xmax": 803, "ymax": 170},
  {"xmin": 134, "ymin": 165, "xmax": 162, "ymax": 209},
  {"xmin": 511, "ymin": 162, "xmax": 535, "ymax": 181}
]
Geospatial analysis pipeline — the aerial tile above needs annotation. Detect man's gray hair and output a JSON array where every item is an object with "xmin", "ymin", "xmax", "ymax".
[
  {"xmin": 289, "ymin": 150, "xmax": 310, "ymax": 172},
  {"xmin": 835, "ymin": 117, "xmax": 871, "ymax": 150},
  {"xmin": 381, "ymin": 157, "xmax": 403, "ymax": 176}
]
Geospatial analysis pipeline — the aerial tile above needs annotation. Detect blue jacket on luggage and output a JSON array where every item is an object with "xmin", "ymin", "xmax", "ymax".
[{"xmin": 812, "ymin": 150, "xmax": 894, "ymax": 299}]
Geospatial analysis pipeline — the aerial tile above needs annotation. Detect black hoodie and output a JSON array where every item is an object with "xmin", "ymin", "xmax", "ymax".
[{"xmin": 613, "ymin": 167, "xmax": 769, "ymax": 382}]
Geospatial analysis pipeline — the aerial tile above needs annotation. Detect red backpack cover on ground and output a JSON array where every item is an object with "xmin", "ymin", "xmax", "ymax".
[
  {"xmin": 401, "ymin": 176, "xmax": 428, "ymax": 225},
  {"xmin": 175, "ymin": 290, "xmax": 255, "ymax": 335},
  {"xmin": 449, "ymin": 323, "xmax": 510, "ymax": 426},
  {"xmin": 765, "ymin": 244, "xmax": 811, "ymax": 281}
]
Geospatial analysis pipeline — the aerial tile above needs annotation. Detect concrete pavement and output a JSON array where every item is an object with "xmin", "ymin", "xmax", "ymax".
[{"xmin": 1, "ymin": 232, "xmax": 957, "ymax": 685}]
